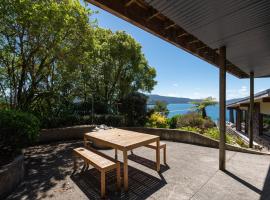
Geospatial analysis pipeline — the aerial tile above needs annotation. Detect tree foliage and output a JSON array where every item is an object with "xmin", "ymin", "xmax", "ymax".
[
  {"xmin": 0, "ymin": 0, "xmax": 93, "ymax": 110},
  {"xmin": 119, "ymin": 92, "xmax": 148, "ymax": 126},
  {"xmin": 191, "ymin": 97, "xmax": 217, "ymax": 118},
  {"xmin": 152, "ymin": 101, "xmax": 169, "ymax": 117},
  {"xmin": 0, "ymin": 0, "xmax": 157, "ymax": 127}
]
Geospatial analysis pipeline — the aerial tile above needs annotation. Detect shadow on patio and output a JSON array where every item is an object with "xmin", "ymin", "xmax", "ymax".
[
  {"xmin": 6, "ymin": 141, "xmax": 82, "ymax": 200},
  {"xmin": 71, "ymin": 164, "xmax": 166, "ymax": 200},
  {"xmin": 6, "ymin": 140, "xmax": 270, "ymax": 200},
  {"xmin": 6, "ymin": 140, "xmax": 167, "ymax": 200}
]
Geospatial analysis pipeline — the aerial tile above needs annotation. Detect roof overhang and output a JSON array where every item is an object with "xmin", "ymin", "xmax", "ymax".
[{"xmin": 86, "ymin": 0, "xmax": 270, "ymax": 79}]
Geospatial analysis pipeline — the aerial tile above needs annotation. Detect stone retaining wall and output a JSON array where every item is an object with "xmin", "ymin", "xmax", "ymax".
[
  {"xmin": 121, "ymin": 127, "xmax": 270, "ymax": 155},
  {"xmin": 0, "ymin": 155, "xmax": 24, "ymax": 199},
  {"xmin": 39, "ymin": 125, "xmax": 95, "ymax": 143}
]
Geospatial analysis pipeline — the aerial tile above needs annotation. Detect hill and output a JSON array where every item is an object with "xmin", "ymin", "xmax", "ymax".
[{"xmin": 147, "ymin": 94, "xmax": 202, "ymax": 105}]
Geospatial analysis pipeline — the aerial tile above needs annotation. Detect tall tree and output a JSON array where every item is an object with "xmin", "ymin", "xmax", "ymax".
[
  {"xmin": 0, "ymin": 0, "xmax": 94, "ymax": 110},
  {"xmin": 81, "ymin": 28, "xmax": 156, "ymax": 113},
  {"xmin": 191, "ymin": 97, "xmax": 217, "ymax": 118},
  {"xmin": 152, "ymin": 101, "xmax": 169, "ymax": 117}
]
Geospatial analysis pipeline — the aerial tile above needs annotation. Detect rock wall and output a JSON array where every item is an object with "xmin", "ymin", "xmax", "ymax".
[{"xmin": 0, "ymin": 155, "xmax": 24, "ymax": 199}]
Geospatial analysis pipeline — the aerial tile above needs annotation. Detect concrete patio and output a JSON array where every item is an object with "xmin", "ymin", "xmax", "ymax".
[{"xmin": 6, "ymin": 140, "xmax": 270, "ymax": 200}]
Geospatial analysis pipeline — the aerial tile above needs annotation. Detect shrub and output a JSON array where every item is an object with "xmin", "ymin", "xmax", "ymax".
[
  {"xmin": 175, "ymin": 112, "xmax": 203, "ymax": 128},
  {"xmin": 204, "ymin": 128, "xmax": 234, "ymax": 144},
  {"xmin": 168, "ymin": 114, "xmax": 181, "ymax": 129},
  {"xmin": 152, "ymin": 101, "xmax": 169, "ymax": 117},
  {"xmin": 174, "ymin": 112, "xmax": 216, "ymax": 130},
  {"xmin": 94, "ymin": 115, "xmax": 125, "ymax": 127},
  {"xmin": 146, "ymin": 112, "xmax": 168, "ymax": 128},
  {"xmin": 235, "ymin": 136, "xmax": 249, "ymax": 148},
  {"xmin": 119, "ymin": 92, "xmax": 148, "ymax": 126},
  {"xmin": 0, "ymin": 110, "xmax": 40, "ymax": 154},
  {"xmin": 41, "ymin": 114, "xmax": 125, "ymax": 129},
  {"xmin": 178, "ymin": 126, "xmax": 202, "ymax": 133},
  {"xmin": 202, "ymin": 118, "xmax": 216, "ymax": 129}
]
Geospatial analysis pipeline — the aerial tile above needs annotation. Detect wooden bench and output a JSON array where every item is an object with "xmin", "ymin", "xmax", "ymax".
[
  {"xmin": 73, "ymin": 147, "xmax": 121, "ymax": 198},
  {"xmin": 130, "ymin": 142, "xmax": 167, "ymax": 164}
]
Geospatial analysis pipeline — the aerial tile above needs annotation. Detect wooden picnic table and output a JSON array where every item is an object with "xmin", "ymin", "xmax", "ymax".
[{"xmin": 84, "ymin": 128, "xmax": 160, "ymax": 191}]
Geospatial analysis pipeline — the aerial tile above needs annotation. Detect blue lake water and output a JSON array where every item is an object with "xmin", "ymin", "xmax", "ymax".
[{"xmin": 149, "ymin": 103, "xmax": 230, "ymax": 121}]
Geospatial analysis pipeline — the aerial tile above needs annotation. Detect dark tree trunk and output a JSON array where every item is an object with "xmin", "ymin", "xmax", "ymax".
[{"xmin": 202, "ymin": 108, "xmax": 207, "ymax": 118}]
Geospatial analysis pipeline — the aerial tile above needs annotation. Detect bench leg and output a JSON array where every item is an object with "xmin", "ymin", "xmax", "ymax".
[
  {"xmin": 101, "ymin": 171, "xmax": 106, "ymax": 198},
  {"xmin": 116, "ymin": 162, "xmax": 121, "ymax": 191},
  {"xmin": 130, "ymin": 150, "xmax": 134, "ymax": 155},
  {"xmin": 73, "ymin": 155, "xmax": 78, "ymax": 172},
  {"xmin": 156, "ymin": 140, "xmax": 160, "ymax": 172},
  {"xmin": 163, "ymin": 145, "xmax": 167, "ymax": 165}
]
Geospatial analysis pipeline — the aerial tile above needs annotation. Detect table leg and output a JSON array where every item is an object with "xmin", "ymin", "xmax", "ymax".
[
  {"xmin": 83, "ymin": 136, "xmax": 86, "ymax": 147},
  {"xmin": 115, "ymin": 149, "xmax": 118, "ymax": 160},
  {"xmin": 101, "ymin": 170, "xmax": 106, "ymax": 198},
  {"xmin": 123, "ymin": 150, "xmax": 128, "ymax": 191},
  {"xmin": 156, "ymin": 139, "xmax": 160, "ymax": 172}
]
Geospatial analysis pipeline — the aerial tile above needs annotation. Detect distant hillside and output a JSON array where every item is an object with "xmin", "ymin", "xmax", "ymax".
[
  {"xmin": 147, "ymin": 94, "xmax": 202, "ymax": 105},
  {"xmin": 147, "ymin": 94, "xmax": 240, "ymax": 105}
]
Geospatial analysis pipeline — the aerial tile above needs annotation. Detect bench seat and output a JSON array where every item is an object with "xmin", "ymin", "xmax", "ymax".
[
  {"xmin": 145, "ymin": 142, "xmax": 166, "ymax": 149},
  {"xmin": 73, "ymin": 147, "xmax": 120, "ymax": 198},
  {"xmin": 130, "ymin": 141, "xmax": 167, "ymax": 164}
]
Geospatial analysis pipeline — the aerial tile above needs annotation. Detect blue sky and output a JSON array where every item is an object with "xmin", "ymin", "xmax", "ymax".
[{"xmin": 85, "ymin": 3, "xmax": 270, "ymax": 100}]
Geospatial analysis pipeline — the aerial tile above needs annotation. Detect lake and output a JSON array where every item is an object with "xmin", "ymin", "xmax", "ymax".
[{"xmin": 149, "ymin": 103, "xmax": 230, "ymax": 121}]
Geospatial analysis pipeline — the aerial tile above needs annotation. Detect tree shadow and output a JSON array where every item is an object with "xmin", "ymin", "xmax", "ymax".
[
  {"xmin": 128, "ymin": 153, "xmax": 170, "ymax": 173},
  {"xmin": 6, "ymin": 140, "xmax": 83, "ymax": 200},
  {"xmin": 6, "ymin": 140, "xmax": 167, "ymax": 200},
  {"xmin": 71, "ymin": 164, "xmax": 167, "ymax": 200}
]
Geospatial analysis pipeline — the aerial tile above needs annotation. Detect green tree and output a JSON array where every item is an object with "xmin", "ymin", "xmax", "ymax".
[
  {"xmin": 119, "ymin": 92, "xmax": 148, "ymax": 126},
  {"xmin": 191, "ymin": 97, "xmax": 217, "ymax": 118},
  {"xmin": 0, "ymin": 0, "xmax": 94, "ymax": 110},
  {"xmin": 0, "ymin": 0, "xmax": 157, "ymax": 128},
  {"xmin": 152, "ymin": 101, "xmax": 169, "ymax": 117},
  {"xmin": 80, "ymin": 28, "xmax": 156, "ymax": 113}
]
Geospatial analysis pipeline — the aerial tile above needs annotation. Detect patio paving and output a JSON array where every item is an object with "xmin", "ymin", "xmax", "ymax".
[{"xmin": 6, "ymin": 140, "xmax": 270, "ymax": 200}]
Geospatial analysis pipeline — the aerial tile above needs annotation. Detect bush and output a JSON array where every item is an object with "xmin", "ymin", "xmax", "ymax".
[
  {"xmin": 40, "ymin": 114, "xmax": 125, "ymax": 129},
  {"xmin": 202, "ymin": 118, "xmax": 216, "ymax": 129},
  {"xmin": 146, "ymin": 112, "xmax": 168, "ymax": 128},
  {"xmin": 0, "ymin": 110, "xmax": 40, "ymax": 154},
  {"xmin": 119, "ymin": 92, "xmax": 148, "ymax": 126},
  {"xmin": 174, "ymin": 112, "xmax": 216, "ymax": 130},
  {"xmin": 175, "ymin": 112, "xmax": 204, "ymax": 128},
  {"xmin": 168, "ymin": 114, "xmax": 181, "ymax": 129},
  {"xmin": 94, "ymin": 115, "xmax": 125, "ymax": 127},
  {"xmin": 204, "ymin": 128, "xmax": 233, "ymax": 144},
  {"xmin": 178, "ymin": 126, "xmax": 202, "ymax": 133},
  {"xmin": 152, "ymin": 101, "xmax": 169, "ymax": 117}
]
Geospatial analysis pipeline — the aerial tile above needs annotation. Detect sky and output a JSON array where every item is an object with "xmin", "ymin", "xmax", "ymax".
[{"xmin": 84, "ymin": 2, "xmax": 270, "ymax": 100}]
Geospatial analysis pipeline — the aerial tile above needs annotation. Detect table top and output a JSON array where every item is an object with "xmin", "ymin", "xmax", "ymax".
[{"xmin": 85, "ymin": 128, "xmax": 159, "ymax": 151}]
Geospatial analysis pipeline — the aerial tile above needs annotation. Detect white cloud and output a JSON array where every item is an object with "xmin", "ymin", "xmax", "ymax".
[
  {"xmin": 227, "ymin": 85, "xmax": 248, "ymax": 99},
  {"xmin": 193, "ymin": 92, "xmax": 201, "ymax": 98},
  {"xmin": 172, "ymin": 83, "xmax": 179, "ymax": 87},
  {"xmin": 166, "ymin": 93, "xmax": 181, "ymax": 97}
]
